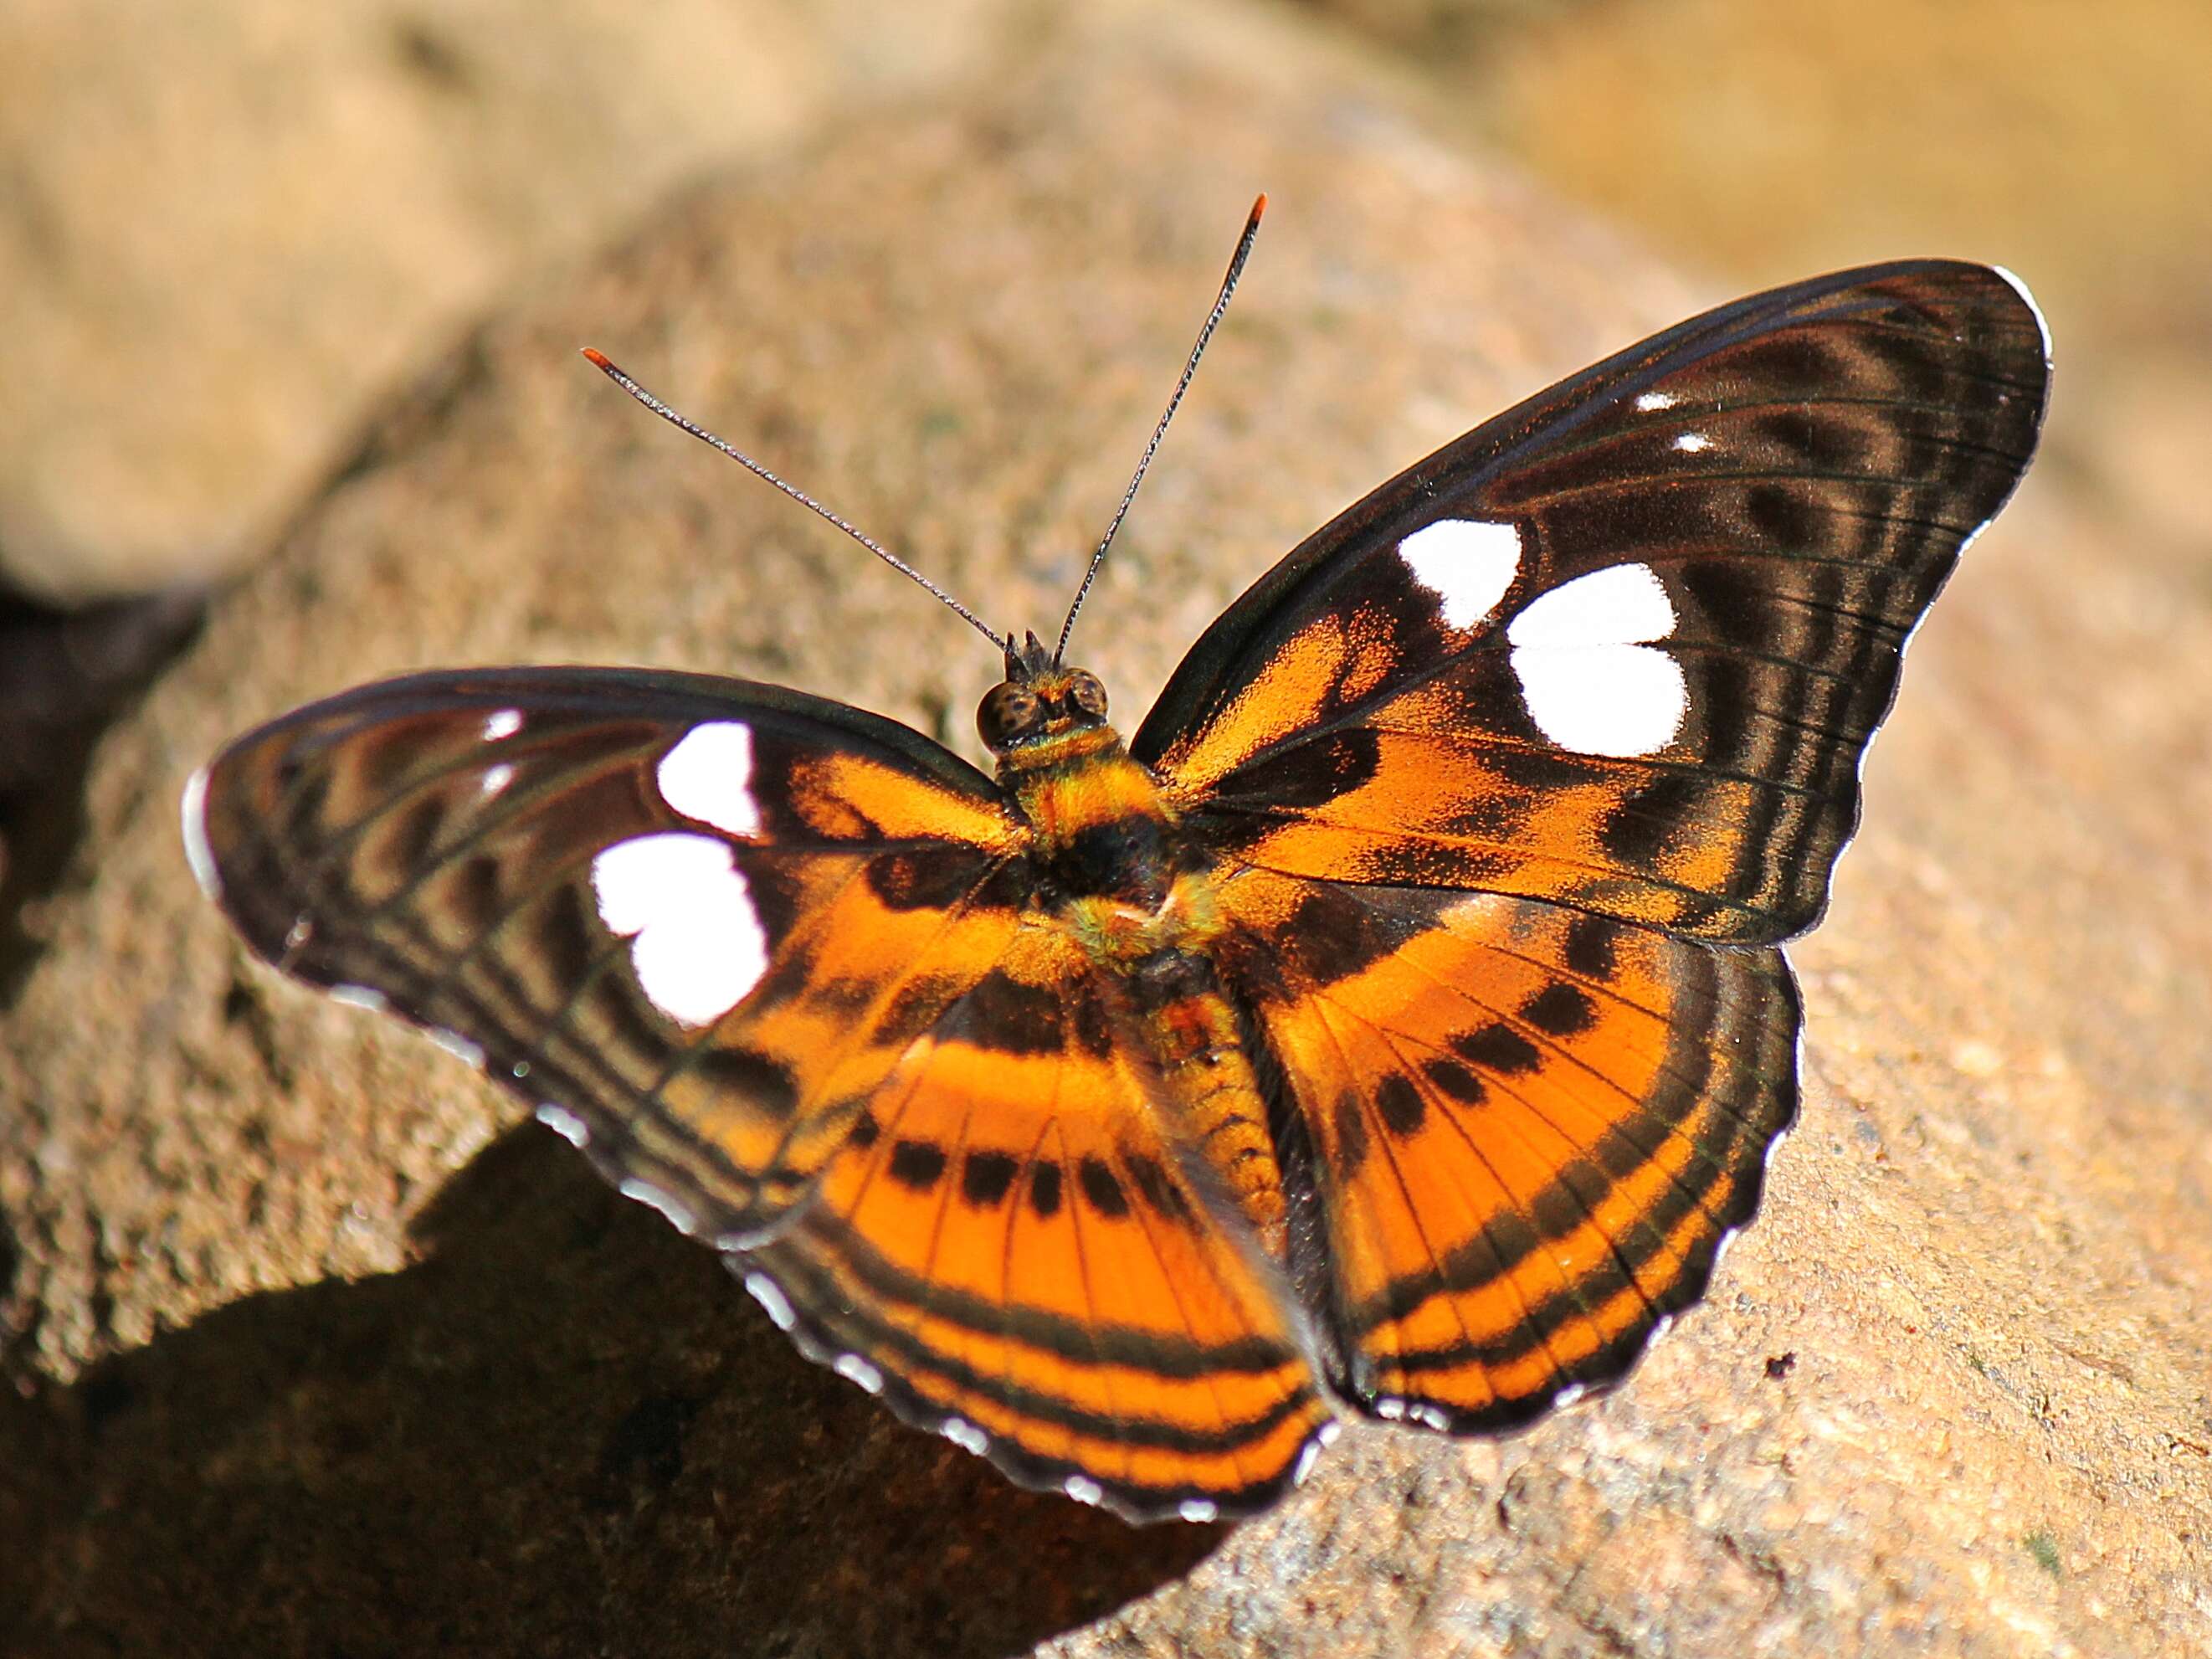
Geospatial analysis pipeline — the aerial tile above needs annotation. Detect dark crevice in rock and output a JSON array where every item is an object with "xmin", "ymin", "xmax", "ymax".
[{"xmin": 0, "ymin": 583, "xmax": 206, "ymax": 1005}]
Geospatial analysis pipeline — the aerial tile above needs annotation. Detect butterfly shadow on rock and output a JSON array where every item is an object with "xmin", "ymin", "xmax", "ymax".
[{"xmin": 10, "ymin": 1123, "xmax": 1225, "ymax": 1659}]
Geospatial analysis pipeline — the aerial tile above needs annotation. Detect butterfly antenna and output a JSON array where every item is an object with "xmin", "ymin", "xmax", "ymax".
[
  {"xmin": 580, "ymin": 349, "xmax": 1008, "ymax": 656},
  {"xmin": 1054, "ymin": 193, "xmax": 1268, "ymax": 665}
]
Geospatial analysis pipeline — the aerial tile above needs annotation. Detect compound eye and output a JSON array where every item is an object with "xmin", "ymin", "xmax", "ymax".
[
  {"xmin": 1067, "ymin": 671, "xmax": 1109, "ymax": 719},
  {"xmin": 977, "ymin": 684, "xmax": 1043, "ymax": 749}
]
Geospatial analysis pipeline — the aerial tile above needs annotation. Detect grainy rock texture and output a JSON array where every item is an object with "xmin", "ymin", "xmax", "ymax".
[{"xmin": 4, "ymin": 7, "xmax": 2209, "ymax": 1656}]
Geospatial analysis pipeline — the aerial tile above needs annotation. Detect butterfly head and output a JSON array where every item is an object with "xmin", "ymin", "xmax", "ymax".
[{"xmin": 978, "ymin": 630, "xmax": 1111, "ymax": 753}]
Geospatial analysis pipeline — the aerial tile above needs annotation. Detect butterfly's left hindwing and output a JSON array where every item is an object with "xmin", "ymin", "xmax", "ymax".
[
  {"xmin": 191, "ymin": 668, "xmax": 1026, "ymax": 1241},
  {"xmin": 1138, "ymin": 262, "xmax": 2050, "ymax": 945},
  {"xmin": 1214, "ymin": 869, "xmax": 1797, "ymax": 1428}
]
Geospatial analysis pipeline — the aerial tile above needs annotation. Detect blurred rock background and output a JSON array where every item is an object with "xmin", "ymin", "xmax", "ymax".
[{"xmin": 3, "ymin": 2, "xmax": 2207, "ymax": 1655}]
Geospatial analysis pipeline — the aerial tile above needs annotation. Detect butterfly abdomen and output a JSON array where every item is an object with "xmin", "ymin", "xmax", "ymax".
[
  {"xmin": 997, "ymin": 728, "xmax": 1291, "ymax": 1246},
  {"xmin": 1111, "ymin": 937, "xmax": 1291, "ymax": 1247}
]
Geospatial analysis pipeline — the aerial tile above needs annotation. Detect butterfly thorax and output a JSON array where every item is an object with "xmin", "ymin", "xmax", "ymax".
[
  {"xmin": 979, "ymin": 658, "xmax": 1179, "ymax": 907},
  {"xmin": 980, "ymin": 657, "xmax": 1290, "ymax": 1244}
]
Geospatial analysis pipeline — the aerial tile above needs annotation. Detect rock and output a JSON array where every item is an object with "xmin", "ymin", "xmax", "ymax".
[
  {"xmin": 0, "ymin": 588, "xmax": 207, "ymax": 1002},
  {"xmin": 4, "ymin": 6, "xmax": 2208, "ymax": 1655},
  {"xmin": 1328, "ymin": 0, "xmax": 2212, "ymax": 465},
  {"xmin": 0, "ymin": 0, "xmax": 1070, "ymax": 602}
]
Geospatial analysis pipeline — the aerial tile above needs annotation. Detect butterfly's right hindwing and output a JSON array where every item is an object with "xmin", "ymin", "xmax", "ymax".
[{"xmin": 1214, "ymin": 870, "xmax": 1798, "ymax": 1430}]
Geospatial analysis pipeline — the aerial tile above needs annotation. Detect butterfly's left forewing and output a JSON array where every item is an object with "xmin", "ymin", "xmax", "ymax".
[
  {"xmin": 1140, "ymin": 261, "xmax": 2050, "ymax": 944},
  {"xmin": 192, "ymin": 668, "xmax": 1028, "ymax": 1241}
]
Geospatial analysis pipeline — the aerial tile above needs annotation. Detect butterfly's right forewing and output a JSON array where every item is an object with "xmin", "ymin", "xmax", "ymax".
[
  {"xmin": 1141, "ymin": 262, "xmax": 2050, "ymax": 945},
  {"xmin": 192, "ymin": 668, "xmax": 1027, "ymax": 1242}
]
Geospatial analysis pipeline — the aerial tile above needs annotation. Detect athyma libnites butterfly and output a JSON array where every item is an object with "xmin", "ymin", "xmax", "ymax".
[{"xmin": 187, "ymin": 201, "xmax": 2049, "ymax": 1521}]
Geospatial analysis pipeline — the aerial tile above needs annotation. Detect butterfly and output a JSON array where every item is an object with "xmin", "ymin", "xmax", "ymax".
[{"xmin": 183, "ymin": 199, "xmax": 2050, "ymax": 1523}]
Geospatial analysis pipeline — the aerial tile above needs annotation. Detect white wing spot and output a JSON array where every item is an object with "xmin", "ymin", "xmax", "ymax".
[
  {"xmin": 429, "ymin": 1028, "xmax": 485, "ymax": 1068},
  {"xmin": 591, "ymin": 832, "xmax": 770, "ymax": 1026},
  {"xmin": 480, "ymin": 762, "xmax": 515, "ymax": 799},
  {"xmin": 618, "ymin": 1176, "xmax": 698, "ymax": 1235},
  {"xmin": 1063, "ymin": 1476, "xmax": 1105, "ymax": 1507},
  {"xmin": 1505, "ymin": 562, "xmax": 1688, "ymax": 757},
  {"xmin": 1375, "ymin": 1397, "xmax": 1407, "ymax": 1421},
  {"xmin": 657, "ymin": 722, "xmax": 762, "ymax": 838},
  {"xmin": 1397, "ymin": 517, "xmax": 1522, "ymax": 630},
  {"xmin": 1634, "ymin": 390, "xmax": 1677, "ymax": 413},
  {"xmin": 483, "ymin": 709, "xmax": 524, "ymax": 742},
  {"xmin": 1674, "ymin": 431, "xmax": 1712, "ymax": 453},
  {"xmin": 743, "ymin": 1271, "xmax": 798, "ymax": 1331},
  {"xmin": 511, "ymin": 1060, "xmax": 531, "ymax": 1080},
  {"xmin": 715, "ymin": 1221, "xmax": 778, "ymax": 1251},
  {"xmin": 941, "ymin": 1417, "xmax": 988, "ymax": 1455},
  {"xmin": 1409, "ymin": 1404, "xmax": 1451, "ymax": 1431},
  {"xmin": 834, "ymin": 1353, "xmax": 885, "ymax": 1394},
  {"xmin": 329, "ymin": 984, "xmax": 388, "ymax": 1013},
  {"xmin": 1293, "ymin": 1437, "xmax": 1326, "ymax": 1486},
  {"xmin": 1177, "ymin": 1498, "xmax": 1219, "ymax": 1523},
  {"xmin": 1317, "ymin": 1420, "xmax": 1342, "ymax": 1446},
  {"xmin": 536, "ymin": 1102, "xmax": 588, "ymax": 1146},
  {"xmin": 180, "ymin": 767, "xmax": 222, "ymax": 900}
]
